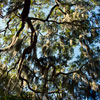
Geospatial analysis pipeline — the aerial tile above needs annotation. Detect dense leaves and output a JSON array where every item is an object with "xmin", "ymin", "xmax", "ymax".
[{"xmin": 0, "ymin": 0, "xmax": 100, "ymax": 99}]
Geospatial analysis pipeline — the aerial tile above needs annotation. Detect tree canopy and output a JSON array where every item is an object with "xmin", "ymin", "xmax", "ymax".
[{"xmin": 0, "ymin": 0, "xmax": 100, "ymax": 99}]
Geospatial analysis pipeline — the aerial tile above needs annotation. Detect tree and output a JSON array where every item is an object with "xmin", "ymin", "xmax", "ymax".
[{"xmin": 0, "ymin": 0, "xmax": 100, "ymax": 99}]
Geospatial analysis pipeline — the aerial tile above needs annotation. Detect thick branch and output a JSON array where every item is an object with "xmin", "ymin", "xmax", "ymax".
[
  {"xmin": 26, "ymin": 19, "xmax": 35, "ymax": 44},
  {"xmin": 26, "ymin": 19, "xmax": 37, "ymax": 58},
  {"xmin": 21, "ymin": 0, "xmax": 30, "ymax": 22},
  {"xmin": 0, "ymin": 0, "xmax": 31, "ymax": 52}
]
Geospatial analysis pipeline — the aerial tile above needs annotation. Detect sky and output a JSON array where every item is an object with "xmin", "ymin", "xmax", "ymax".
[{"xmin": 0, "ymin": 18, "xmax": 5, "ymax": 30}]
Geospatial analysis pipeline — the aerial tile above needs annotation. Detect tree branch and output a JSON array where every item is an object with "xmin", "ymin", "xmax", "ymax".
[
  {"xmin": 55, "ymin": 66, "xmax": 83, "ymax": 77},
  {"xmin": 0, "ymin": 0, "xmax": 31, "ymax": 52},
  {"xmin": 46, "ymin": 4, "xmax": 59, "ymax": 20},
  {"xmin": 21, "ymin": 0, "xmax": 30, "ymax": 22},
  {"xmin": 0, "ymin": 23, "xmax": 24, "ymax": 52},
  {"xmin": 28, "ymin": 17, "xmax": 82, "ymax": 26}
]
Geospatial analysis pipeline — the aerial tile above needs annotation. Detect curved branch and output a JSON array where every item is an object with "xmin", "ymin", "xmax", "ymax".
[
  {"xmin": 46, "ymin": 4, "xmax": 59, "ymax": 20},
  {"xmin": 0, "ymin": 23, "xmax": 24, "ymax": 52},
  {"xmin": 19, "ymin": 74, "xmax": 65, "ymax": 94},
  {"xmin": 0, "ymin": 0, "xmax": 31, "ymax": 52},
  {"xmin": 0, "ymin": 36, "xmax": 18, "ymax": 52},
  {"xmin": 55, "ymin": 66, "xmax": 83, "ymax": 77},
  {"xmin": 19, "ymin": 75, "xmax": 42, "ymax": 93}
]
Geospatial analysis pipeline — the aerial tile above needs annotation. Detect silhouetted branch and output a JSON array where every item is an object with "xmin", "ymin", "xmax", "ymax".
[
  {"xmin": 0, "ymin": 0, "xmax": 31, "ymax": 52},
  {"xmin": 55, "ymin": 66, "xmax": 83, "ymax": 77},
  {"xmin": 46, "ymin": 4, "xmax": 59, "ymax": 20}
]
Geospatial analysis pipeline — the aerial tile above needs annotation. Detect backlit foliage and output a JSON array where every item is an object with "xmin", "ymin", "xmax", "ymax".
[{"xmin": 0, "ymin": 0, "xmax": 100, "ymax": 99}]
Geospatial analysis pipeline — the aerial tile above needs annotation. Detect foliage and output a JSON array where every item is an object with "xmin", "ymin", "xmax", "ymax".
[{"xmin": 0, "ymin": 0, "xmax": 100, "ymax": 99}]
